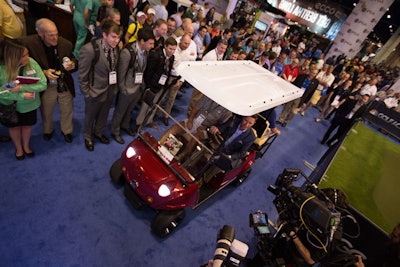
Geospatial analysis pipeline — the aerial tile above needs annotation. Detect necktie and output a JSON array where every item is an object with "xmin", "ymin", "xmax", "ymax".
[
  {"xmin": 165, "ymin": 57, "xmax": 170, "ymax": 72},
  {"xmin": 107, "ymin": 49, "xmax": 112, "ymax": 69}
]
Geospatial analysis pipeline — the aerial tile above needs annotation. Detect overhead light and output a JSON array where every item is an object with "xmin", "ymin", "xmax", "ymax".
[
  {"xmin": 353, "ymin": 3, "xmax": 357, "ymax": 6},
  {"xmin": 387, "ymin": 14, "xmax": 391, "ymax": 19},
  {"xmin": 389, "ymin": 25, "xmax": 392, "ymax": 28}
]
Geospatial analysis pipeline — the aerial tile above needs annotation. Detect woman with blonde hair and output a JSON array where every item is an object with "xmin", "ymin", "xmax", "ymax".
[{"xmin": 0, "ymin": 39, "xmax": 46, "ymax": 160}]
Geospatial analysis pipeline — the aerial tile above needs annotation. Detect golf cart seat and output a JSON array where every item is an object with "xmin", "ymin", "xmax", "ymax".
[{"xmin": 251, "ymin": 114, "xmax": 277, "ymax": 158}]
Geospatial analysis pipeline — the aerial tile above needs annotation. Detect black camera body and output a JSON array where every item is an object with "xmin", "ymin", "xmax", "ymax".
[
  {"xmin": 248, "ymin": 169, "xmax": 347, "ymax": 267},
  {"xmin": 269, "ymin": 168, "xmax": 341, "ymax": 238}
]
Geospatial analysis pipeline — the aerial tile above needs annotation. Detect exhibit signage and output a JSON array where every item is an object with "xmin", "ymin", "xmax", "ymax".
[
  {"xmin": 266, "ymin": 0, "xmax": 347, "ymax": 39},
  {"xmin": 364, "ymin": 101, "xmax": 400, "ymax": 140}
]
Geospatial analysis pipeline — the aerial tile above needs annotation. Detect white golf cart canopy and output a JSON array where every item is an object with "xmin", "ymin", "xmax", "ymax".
[{"xmin": 176, "ymin": 60, "xmax": 304, "ymax": 116}]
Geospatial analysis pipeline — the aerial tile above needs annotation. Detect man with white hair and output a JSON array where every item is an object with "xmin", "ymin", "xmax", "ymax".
[{"xmin": 22, "ymin": 18, "xmax": 77, "ymax": 143}]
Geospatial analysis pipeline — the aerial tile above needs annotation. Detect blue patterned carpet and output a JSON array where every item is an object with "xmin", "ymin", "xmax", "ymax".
[{"xmin": 0, "ymin": 74, "xmax": 331, "ymax": 266}]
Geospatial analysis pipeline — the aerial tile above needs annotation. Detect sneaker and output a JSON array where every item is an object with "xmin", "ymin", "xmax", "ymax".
[
  {"xmin": 315, "ymin": 118, "xmax": 321, "ymax": 122},
  {"xmin": 300, "ymin": 111, "xmax": 305, "ymax": 116}
]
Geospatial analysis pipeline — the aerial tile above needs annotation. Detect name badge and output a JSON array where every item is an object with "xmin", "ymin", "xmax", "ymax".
[
  {"xmin": 27, "ymin": 69, "xmax": 36, "ymax": 75},
  {"xmin": 109, "ymin": 71, "xmax": 117, "ymax": 85},
  {"xmin": 158, "ymin": 74, "xmax": 167, "ymax": 85},
  {"xmin": 194, "ymin": 113, "xmax": 206, "ymax": 126},
  {"xmin": 135, "ymin": 72, "xmax": 143, "ymax": 84}
]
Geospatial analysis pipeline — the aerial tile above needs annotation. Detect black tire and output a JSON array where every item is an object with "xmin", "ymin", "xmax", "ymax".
[
  {"xmin": 234, "ymin": 167, "xmax": 252, "ymax": 186},
  {"xmin": 151, "ymin": 209, "xmax": 186, "ymax": 238},
  {"xmin": 109, "ymin": 159, "xmax": 124, "ymax": 185}
]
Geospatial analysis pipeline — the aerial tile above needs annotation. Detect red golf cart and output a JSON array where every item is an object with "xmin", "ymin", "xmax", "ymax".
[{"xmin": 109, "ymin": 61, "xmax": 303, "ymax": 237}]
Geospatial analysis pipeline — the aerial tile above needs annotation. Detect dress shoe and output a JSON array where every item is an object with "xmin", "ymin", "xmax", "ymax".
[
  {"xmin": 85, "ymin": 139, "xmax": 94, "ymax": 151},
  {"xmin": 94, "ymin": 135, "xmax": 110, "ymax": 144},
  {"xmin": 15, "ymin": 152, "xmax": 25, "ymax": 160},
  {"xmin": 281, "ymin": 122, "xmax": 287, "ymax": 127},
  {"xmin": 112, "ymin": 134, "xmax": 125, "ymax": 144},
  {"xmin": 63, "ymin": 133, "xmax": 73, "ymax": 143},
  {"xmin": 276, "ymin": 120, "xmax": 282, "ymax": 125},
  {"xmin": 43, "ymin": 131, "xmax": 54, "ymax": 141},
  {"xmin": 162, "ymin": 117, "xmax": 169, "ymax": 126},
  {"xmin": 24, "ymin": 149, "xmax": 35, "ymax": 157},
  {"xmin": 0, "ymin": 135, "xmax": 11, "ymax": 142},
  {"xmin": 122, "ymin": 128, "xmax": 135, "ymax": 136},
  {"xmin": 148, "ymin": 123, "xmax": 159, "ymax": 130}
]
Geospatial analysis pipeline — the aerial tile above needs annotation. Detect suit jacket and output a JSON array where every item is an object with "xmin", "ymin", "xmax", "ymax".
[
  {"xmin": 292, "ymin": 73, "xmax": 319, "ymax": 105},
  {"xmin": 334, "ymin": 97, "xmax": 368, "ymax": 121},
  {"xmin": 21, "ymin": 35, "xmax": 77, "ymax": 96},
  {"xmin": 218, "ymin": 116, "xmax": 256, "ymax": 163},
  {"xmin": 117, "ymin": 42, "xmax": 146, "ymax": 95},
  {"xmin": 144, "ymin": 48, "xmax": 174, "ymax": 93},
  {"xmin": 78, "ymin": 39, "xmax": 119, "ymax": 98}
]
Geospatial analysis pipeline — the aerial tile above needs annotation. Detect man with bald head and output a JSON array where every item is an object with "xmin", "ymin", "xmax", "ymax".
[
  {"xmin": 172, "ymin": 17, "xmax": 193, "ymax": 39},
  {"xmin": 22, "ymin": 18, "xmax": 77, "ymax": 143}
]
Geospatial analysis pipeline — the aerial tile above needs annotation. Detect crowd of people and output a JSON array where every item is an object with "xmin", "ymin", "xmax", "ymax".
[
  {"xmin": 1, "ymin": 0, "xmax": 400, "ymax": 159},
  {"xmin": 2, "ymin": 1, "xmax": 400, "ymax": 266}
]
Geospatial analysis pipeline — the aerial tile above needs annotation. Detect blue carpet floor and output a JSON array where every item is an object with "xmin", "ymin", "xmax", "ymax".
[{"xmin": 0, "ymin": 75, "xmax": 331, "ymax": 266}]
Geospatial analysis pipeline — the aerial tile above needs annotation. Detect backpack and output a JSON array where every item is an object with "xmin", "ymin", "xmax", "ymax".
[
  {"xmin": 127, "ymin": 22, "xmax": 139, "ymax": 43},
  {"xmin": 124, "ymin": 43, "xmax": 137, "ymax": 70}
]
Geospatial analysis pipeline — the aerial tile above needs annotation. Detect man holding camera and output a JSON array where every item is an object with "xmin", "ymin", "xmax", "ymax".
[{"xmin": 22, "ymin": 18, "xmax": 77, "ymax": 143}]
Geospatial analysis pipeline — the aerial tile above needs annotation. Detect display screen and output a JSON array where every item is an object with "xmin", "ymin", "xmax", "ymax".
[
  {"xmin": 319, "ymin": 123, "xmax": 400, "ymax": 233},
  {"xmin": 254, "ymin": 20, "xmax": 268, "ymax": 31},
  {"xmin": 251, "ymin": 212, "xmax": 268, "ymax": 226},
  {"xmin": 257, "ymin": 226, "xmax": 271, "ymax": 234}
]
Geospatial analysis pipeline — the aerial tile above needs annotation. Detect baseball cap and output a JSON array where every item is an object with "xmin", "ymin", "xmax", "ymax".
[
  {"xmin": 136, "ymin": 11, "xmax": 145, "ymax": 17},
  {"xmin": 147, "ymin": 8, "xmax": 156, "ymax": 15}
]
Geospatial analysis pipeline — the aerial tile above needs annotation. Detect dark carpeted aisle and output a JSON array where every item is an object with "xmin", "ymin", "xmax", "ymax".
[{"xmin": 0, "ymin": 73, "xmax": 330, "ymax": 266}]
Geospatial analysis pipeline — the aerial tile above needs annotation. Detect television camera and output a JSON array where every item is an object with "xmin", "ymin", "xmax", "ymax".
[
  {"xmin": 268, "ymin": 168, "xmax": 341, "ymax": 241},
  {"xmin": 248, "ymin": 168, "xmax": 361, "ymax": 267}
]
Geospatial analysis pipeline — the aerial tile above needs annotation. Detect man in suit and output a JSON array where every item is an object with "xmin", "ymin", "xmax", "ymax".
[
  {"xmin": 22, "ymin": 18, "xmax": 77, "ymax": 143},
  {"xmin": 111, "ymin": 29, "xmax": 155, "ymax": 144},
  {"xmin": 78, "ymin": 20, "xmax": 122, "ymax": 151},
  {"xmin": 277, "ymin": 67, "xmax": 319, "ymax": 127},
  {"xmin": 321, "ymin": 94, "xmax": 370, "ymax": 146},
  {"xmin": 209, "ymin": 115, "xmax": 257, "ymax": 171},
  {"xmin": 135, "ymin": 36, "xmax": 177, "ymax": 130}
]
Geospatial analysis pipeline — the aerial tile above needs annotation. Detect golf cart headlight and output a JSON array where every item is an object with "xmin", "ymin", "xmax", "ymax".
[
  {"xmin": 158, "ymin": 184, "xmax": 171, "ymax": 197},
  {"xmin": 126, "ymin": 147, "xmax": 136, "ymax": 158}
]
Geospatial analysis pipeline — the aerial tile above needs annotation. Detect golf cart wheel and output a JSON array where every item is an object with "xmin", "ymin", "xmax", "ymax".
[
  {"xmin": 151, "ymin": 209, "xmax": 186, "ymax": 238},
  {"xmin": 234, "ymin": 167, "xmax": 252, "ymax": 186},
  {"xmin": 109, "ymin": 159, "xmax": 124, "ymax": 185}
]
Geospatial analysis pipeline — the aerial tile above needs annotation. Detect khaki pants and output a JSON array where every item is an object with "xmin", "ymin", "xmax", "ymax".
[{"xmin": 40, "ymin": 84, "xmax": 74, "ymax": 134}]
